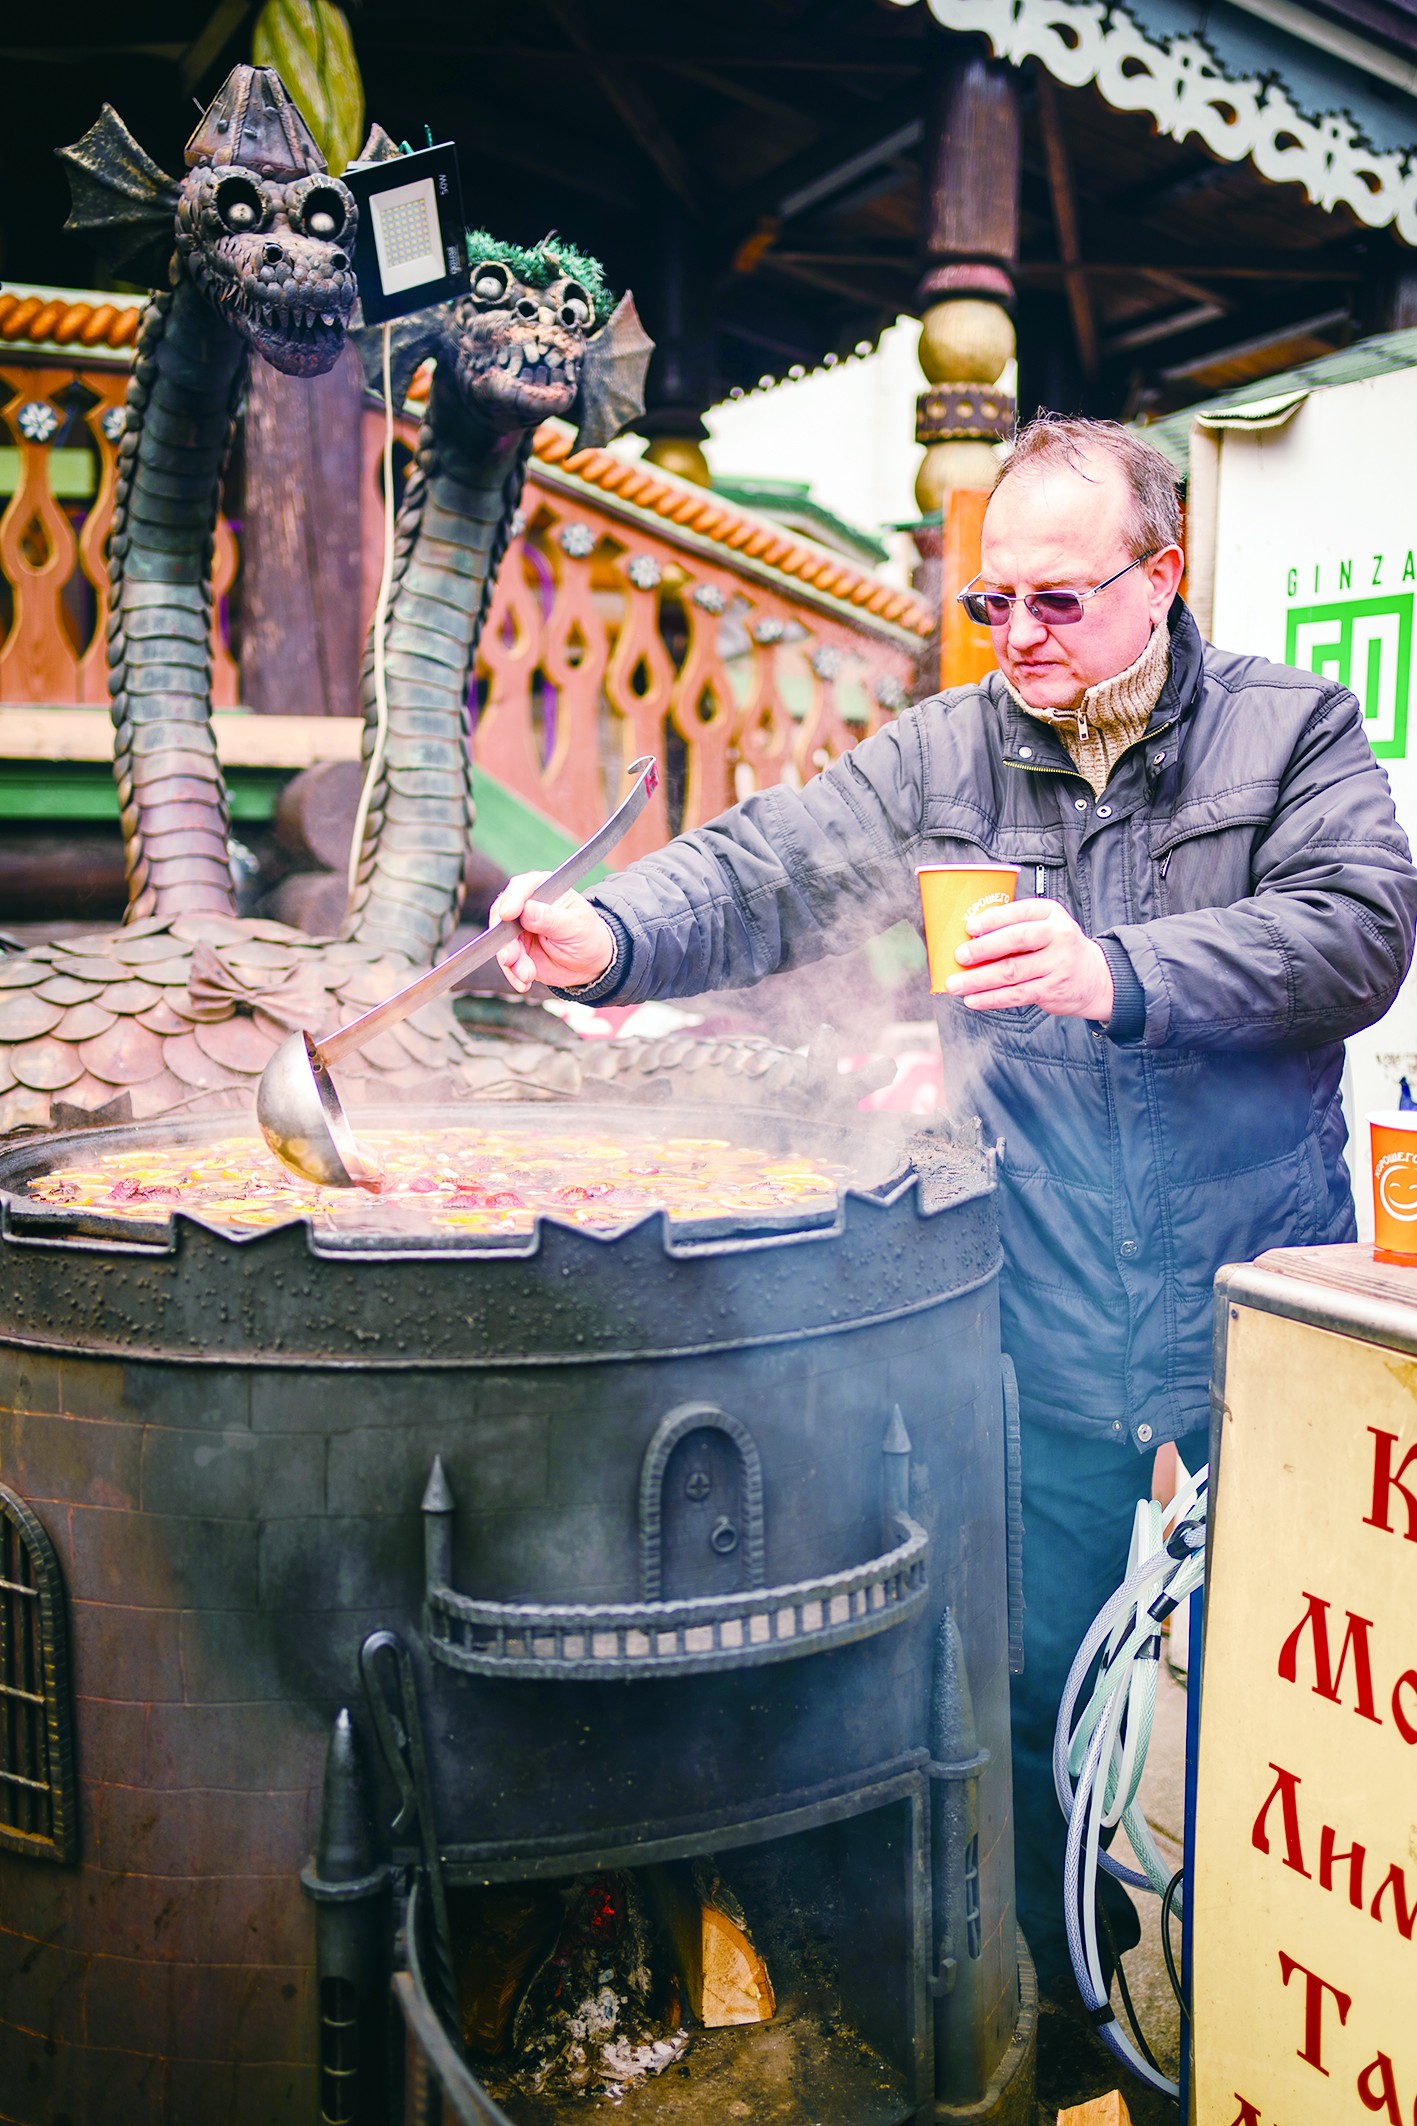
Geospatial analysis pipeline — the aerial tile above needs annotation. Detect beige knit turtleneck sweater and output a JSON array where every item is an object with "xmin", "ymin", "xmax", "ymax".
[{"xmin": 1002, "ymin": 621, "xmax": 1171, "ymax": 796}]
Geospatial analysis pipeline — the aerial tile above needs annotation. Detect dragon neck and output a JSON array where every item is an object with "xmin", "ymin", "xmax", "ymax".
[
  {"xmin": 343, "ymin": 367, "xmax": 536, "ymax": 962},
  {"xmin": 109, "ymin": 271, "xmax": 246, "ymax": 919}
]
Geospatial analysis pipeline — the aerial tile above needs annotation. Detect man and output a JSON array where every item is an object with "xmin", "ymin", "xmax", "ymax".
[{"xmin": 491, "ymin": 418, "xmax": 1417, "ymax": 1996}]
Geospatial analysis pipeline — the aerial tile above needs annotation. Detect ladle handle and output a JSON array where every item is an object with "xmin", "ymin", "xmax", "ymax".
[{"xmin": 319, "ymin": 755, "xmax": 659, "ymax": 1065}]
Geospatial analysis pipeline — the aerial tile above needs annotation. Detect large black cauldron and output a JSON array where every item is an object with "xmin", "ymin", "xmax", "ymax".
[{"xmin": 0, "ymin": 1103, "xmax": 1033, "ymax": 2126}]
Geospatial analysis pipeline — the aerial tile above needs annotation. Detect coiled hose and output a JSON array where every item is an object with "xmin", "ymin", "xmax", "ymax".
[{"xmin": 1052, "ymin": 1462, "xmax": 1209, "ymax": 2096}]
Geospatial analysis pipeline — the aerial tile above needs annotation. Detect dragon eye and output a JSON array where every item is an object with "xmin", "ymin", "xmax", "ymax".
[
  {"xmin": 560, "ymin": 283, "xmax": 592, "ymax": 328},
  {"xmin": 216, "ymin": 177, "xmax": 265, "ymax": 233},
  {"xmin": 472, "ymin": 263, "xmax": 510, "ymax": 304},
  {"xmin": 299, "ymin": 186, "xmax": 351, "ymax": 243}
]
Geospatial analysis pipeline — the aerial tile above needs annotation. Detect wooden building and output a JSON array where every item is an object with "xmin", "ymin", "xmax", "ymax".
[{"xmin": 12, "ymin": 2, "xmax": 1417, "ymax": 466}]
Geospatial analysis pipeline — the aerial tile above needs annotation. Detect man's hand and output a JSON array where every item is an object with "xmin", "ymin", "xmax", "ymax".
[
  {"xmin": 490, "ymin": 874, "xmax": 618, "ymax": 994},
  {"xmin": 946, "ymin": 899, "xmax": 1115, "ymax": 1020}
]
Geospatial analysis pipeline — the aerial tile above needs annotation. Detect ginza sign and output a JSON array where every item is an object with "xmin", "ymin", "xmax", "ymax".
[
  {"xmin": 1194, "ymin": 1297, "xmax": 1417, "ymax": 2124},
  {"xmin": 1209, "ymin": 367, "xmax": 1417, "ymax": 794}
]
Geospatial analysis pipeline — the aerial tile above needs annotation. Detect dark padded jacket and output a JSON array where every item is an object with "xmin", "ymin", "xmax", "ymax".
[{"xmin": 581, "ymin": 602, "xmax": 1417, "ymax": 1449}]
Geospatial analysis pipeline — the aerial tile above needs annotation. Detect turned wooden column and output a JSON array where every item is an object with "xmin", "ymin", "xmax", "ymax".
[
  {"xmin": 641, "ymin": 199, "xmax": 715, "ymax": 486},
  {"xmin": 914, "ymin": 51, "xmax": 1020, "ymax": 514},
  {"xmin": 238, "ymin": 341, "xmax": 364, "ymax": 715}
]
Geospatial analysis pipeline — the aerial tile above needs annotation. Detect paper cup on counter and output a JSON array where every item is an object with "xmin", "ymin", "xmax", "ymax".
[
  {"xmin": 918, "ymin": 864, "xmax": 1019, "ymax": 995},
  {"xmin": 1370, "ymin": 1110, "xmax": 1417, "ymax": 1263}
]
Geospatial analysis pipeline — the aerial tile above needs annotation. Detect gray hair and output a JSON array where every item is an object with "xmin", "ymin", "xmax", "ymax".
[{"xmin": 994, "ymin": 415, "xmax": 1182, "ymax": 557}]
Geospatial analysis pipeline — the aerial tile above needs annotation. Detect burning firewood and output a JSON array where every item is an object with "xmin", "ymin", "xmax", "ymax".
[
  {"xmin": 645, "ymin": 1860, "xmax": 776, "ymax": 2028},
  {"xmin": 453, "ymin": 1884, "xmax": 563, "ymax": 2055},
  {"xmin": 490, "ymin": 1875, "xmax": 689, "ymax": 2103}
]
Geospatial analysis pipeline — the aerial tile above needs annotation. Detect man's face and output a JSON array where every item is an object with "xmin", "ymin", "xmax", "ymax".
[{"xmin": 978, "ymin": 455, "xmax": 1182, "ymax": 711}]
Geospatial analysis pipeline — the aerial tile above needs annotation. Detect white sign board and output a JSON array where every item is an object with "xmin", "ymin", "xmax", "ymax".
[{"xmin": 1208, "ymin": 365, "xmax": 1417, "ymax": 1233}]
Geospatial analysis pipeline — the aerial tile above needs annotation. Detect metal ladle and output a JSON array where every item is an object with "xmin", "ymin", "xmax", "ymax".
[{"xmin": 256, "ymin": 756, "xmax": 659, "ymax": 1190}]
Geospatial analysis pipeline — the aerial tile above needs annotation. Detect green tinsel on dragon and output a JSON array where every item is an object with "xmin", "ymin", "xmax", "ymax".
[{"xmin": 464, "ymin": 230, "xmax": 615, "ymax": 326}]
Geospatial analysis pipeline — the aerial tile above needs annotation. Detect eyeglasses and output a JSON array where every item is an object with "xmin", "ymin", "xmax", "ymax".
[{"xmin": 956, "ymin": 555, "xmax": 1153, "ymax": 629}]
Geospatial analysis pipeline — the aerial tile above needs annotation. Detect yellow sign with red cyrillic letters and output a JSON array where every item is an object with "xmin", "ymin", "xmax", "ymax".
[{"xmin": 1195, "ymin": 1289, "xmax": 1417, "ymax": 2124}]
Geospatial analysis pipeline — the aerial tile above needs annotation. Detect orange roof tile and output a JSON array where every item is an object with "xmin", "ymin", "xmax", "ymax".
[
  {"xmin": 532, "ymin": 422, "xmax": 929, "ymax": 638},
  {"xmin": 0, "ymin": 287, "xmax": 143, "ymax": 355}
]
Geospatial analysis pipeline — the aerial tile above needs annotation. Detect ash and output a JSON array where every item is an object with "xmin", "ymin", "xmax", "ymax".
[{"xmin": 505, "ymin": 1876, "xmax": 689, "ymax": 2105}]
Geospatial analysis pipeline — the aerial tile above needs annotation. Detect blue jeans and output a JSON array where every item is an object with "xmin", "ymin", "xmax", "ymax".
[{"xmin": 1010, "ymin": 1417, "xmax": 1206, "ymax": 1991}]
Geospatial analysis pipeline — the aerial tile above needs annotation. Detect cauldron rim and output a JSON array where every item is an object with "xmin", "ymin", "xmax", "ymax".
[{"xmin": 0, "ymin": 1099, "xmax": 928, "ymax": 1256}]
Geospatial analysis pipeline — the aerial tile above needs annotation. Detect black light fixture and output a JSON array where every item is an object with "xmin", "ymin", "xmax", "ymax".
[{"xmin": 343, "ymin": 139, "xmax": 469, "ymax": 325}]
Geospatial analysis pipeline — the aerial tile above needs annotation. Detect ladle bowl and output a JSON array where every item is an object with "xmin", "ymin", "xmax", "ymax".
[{"xmin": 255, "ymin": 756, "xmax": 659, "ymax": 1190}]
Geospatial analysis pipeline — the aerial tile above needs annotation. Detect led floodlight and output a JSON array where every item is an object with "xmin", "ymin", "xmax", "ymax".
[{"xmin": 344, "ymin": 139, "xmax": 469, "ymax": 324}]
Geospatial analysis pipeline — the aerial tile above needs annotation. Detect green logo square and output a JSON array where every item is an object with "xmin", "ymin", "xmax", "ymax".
[{"xmin": 1285, "ymin": 594, "xmax": 1411, "ymax": 759}]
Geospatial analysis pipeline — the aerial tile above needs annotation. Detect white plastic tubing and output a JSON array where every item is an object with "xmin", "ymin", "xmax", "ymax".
[{"xmin": 1052, "ymin": 1462, "xmax": 1209, "ymax": 2095}]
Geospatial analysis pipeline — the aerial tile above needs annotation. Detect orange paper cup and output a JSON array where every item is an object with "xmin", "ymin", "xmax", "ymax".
[
  {"xmin": 918, "ymin": 864, "xmax": 1019, "ymax": 995},
  {"xmin": 1371, "ymin": 1111, "xmax": 1417, "ymax": 1263}
]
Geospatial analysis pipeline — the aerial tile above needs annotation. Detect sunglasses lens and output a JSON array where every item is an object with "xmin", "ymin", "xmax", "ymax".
[
  {"xmin": 963, "ymin": 593, "xmax": 1014, "ymax": 626},
  {"xmin": 1029, "ymin": 593, "xmax": 1085, "ymax": 625}
]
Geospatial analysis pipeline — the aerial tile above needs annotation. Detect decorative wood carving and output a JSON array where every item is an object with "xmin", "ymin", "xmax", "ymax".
[{"xmin": 909, "ymin": 0, "xmax": 1417, "ymax": 246}]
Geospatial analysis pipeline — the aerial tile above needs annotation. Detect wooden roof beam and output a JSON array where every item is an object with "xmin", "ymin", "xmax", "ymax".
[
  {"xmin": 1155, "ymin": 303, "xmax": 1352, "ymax": 382},
  {"xmin": 461, "ymin": 111, "xmax": 638, "ymax": 211},
  {"xmin": 540, "ymin": 0, "xmax": 705, "ymax": 215},
  {"xmin": 645, "ymin": 57, "xmax": 803, "ymax": 126},
  {"xmin": 1106, "ymin": 157, "xmax": 1256, "ymax": 226},
  {"xmin": 179, "ymin": 0, "xmax": 256, "ymax": 93},
  {"xmin": 1016, "ymin": 255, "xmax": 1362, "ymax": 282},
  {"xmin": 730, "ymin": 85, "xmax": 925, "ymax": 223},
  {"xmin": 762, "ymin": 253, "xmax": 912, "ymax": 306},
  {"xmin": 1034, "ymin": 71, "xmax": 1098, "ymax": 377},
  {"xmin": 379, "ymin": 33, "xmax": 924, "ymax": 70}
]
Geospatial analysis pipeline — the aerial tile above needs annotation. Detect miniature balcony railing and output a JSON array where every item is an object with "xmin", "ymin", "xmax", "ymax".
[
  {"xmin": 0, "ymin": 291, "xmax": 932, "ymax": 856},
  {"xmin": 423, "ymin": 1511, "xmax": 931, "ymax": 1680}
]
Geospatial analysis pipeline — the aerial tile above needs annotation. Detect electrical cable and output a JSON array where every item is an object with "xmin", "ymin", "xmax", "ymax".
[
  {"xmin": 1098, "ymin": 1901, "xmax": 1165, "ymax": 2082},
  {"xmin": 1161, "ymin": 1867, "xmax": 1189, "ymax": 2020},
  {"xmin": 1054, "ymin": 1460, "xmax": 1208, "ymax": 2099},
  {"xmin": 347, "ymin": 318, "xmax": 396, "ymax": 895}
]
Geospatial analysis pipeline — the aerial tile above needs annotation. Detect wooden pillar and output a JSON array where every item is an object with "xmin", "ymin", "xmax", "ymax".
[
  {"xmin": 238, "ymin": 342, "xmax": 364, "ymax": 715},
  {"xmin": 914, "ymin": 52, "xmax": 1020, "ymax": 514},
  {"xmin": 641, "ymin": 199, "xmax": 714, "ymax": 486}
]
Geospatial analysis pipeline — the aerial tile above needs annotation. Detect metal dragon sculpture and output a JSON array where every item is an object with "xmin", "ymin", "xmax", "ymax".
[
  {"xmin": 0, "ymin": 72, "xmax": 564, "ymax": 1135},
  {"xmin": 59, "ymin": 63, "xmax": 358, "ymax": 920},
  {"xmin": 0, "ymin": 91, "xmax": 851, "ymax": 1133},
  {"xmin": 342, "ymin": 130, "xmax": 653, "ymax": 964}
]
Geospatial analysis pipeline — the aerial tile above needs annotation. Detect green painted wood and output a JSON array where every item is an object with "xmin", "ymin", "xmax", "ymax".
[{"xmin": 0, "ymin": 759, "xmax": 608, "ymax": 876}]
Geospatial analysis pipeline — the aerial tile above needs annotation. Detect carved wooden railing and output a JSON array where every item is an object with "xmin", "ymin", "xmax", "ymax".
[
  {"xmin": 0, "ymin": 360, "xmax": 240, "ymax": 711},
  {"xmin": 454, "ymin": 423, "xmax": 925, "ymax": 858},
  {"xmin": 0, "ymin": 302, "xmax": 930, "ymax": 859}
]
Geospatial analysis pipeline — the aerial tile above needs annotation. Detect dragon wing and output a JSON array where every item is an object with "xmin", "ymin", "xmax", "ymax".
[
  {"xmin": 57, "ymin": 105, "xmax": 179, "ymax": 284},
  {"xmin": 572, "ymin": 291, "xmax": 654, "ymax": 450}
]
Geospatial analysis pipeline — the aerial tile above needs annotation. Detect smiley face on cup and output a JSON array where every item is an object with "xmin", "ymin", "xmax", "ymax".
[{"xmin": 1370, "ymin": 1111, "xmax": 1417, "ymax": 1262}]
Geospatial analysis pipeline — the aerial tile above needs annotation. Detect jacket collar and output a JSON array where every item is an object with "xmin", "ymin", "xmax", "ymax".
[
  {"xmin": 1157, "ymin": 596, "xmax": 1204, "ymax": 729},
  {"xmin": 995, "ymin": 596, "xmax": 1204, "ymax": 774}
]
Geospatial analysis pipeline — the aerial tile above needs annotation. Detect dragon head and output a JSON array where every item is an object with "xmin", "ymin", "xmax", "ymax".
[
  {"xmin": 61, "ymin": 66, "xmax": 357, "ymax": 379},
  {"xmin": 351, "ymin": 174, "xmax": 654, "ymax": 452},
  {"xmin": 446, "ymin": 235, "xmax": 613, "ymax": 432},
  {"xmin": 177, "ymin": 67, "xmax": 357, "ymax": 376}
]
